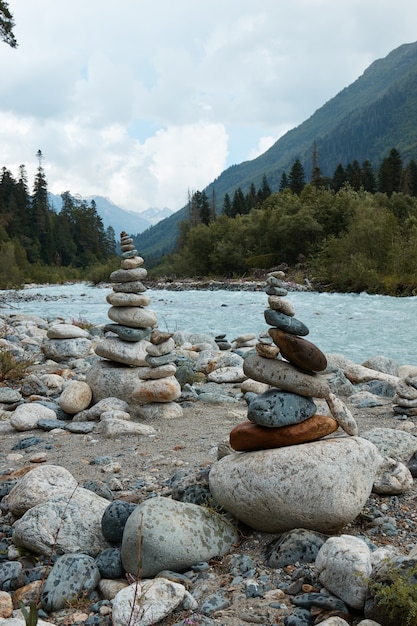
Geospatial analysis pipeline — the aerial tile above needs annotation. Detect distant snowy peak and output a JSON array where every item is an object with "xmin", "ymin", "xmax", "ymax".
[
  {"xmin": 48, "ymin": 193, "xmax": 173, "ymax": 235},
  {"xmin": 140, "ymin": 207, "xmax": 173, "ymax": 226}
]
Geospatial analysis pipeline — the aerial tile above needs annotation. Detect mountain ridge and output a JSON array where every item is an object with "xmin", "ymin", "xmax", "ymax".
[
  {"xmin": 133, "ymin": 40, "xmax": 417, "ymax": 260},
  {"xmin": 48, "ymin": 193, "xmax": 173, "ymax": 236}
]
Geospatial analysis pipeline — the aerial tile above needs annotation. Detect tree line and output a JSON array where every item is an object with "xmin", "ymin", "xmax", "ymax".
[
  {"xmin": 0, "ymin": 152, "xmax": 117, "ymax": 288},
  {"xmin": 153, "ymin": 147, "xmax": 417, "ymax": 295}
]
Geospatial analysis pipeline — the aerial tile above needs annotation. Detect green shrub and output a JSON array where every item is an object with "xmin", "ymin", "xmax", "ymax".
[{"xmin": 368, "ymin": 560, "xmax": 417, "ymax": 625}]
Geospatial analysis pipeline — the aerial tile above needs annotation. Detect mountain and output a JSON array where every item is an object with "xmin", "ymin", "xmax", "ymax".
[
  {"xmin": 134, "ymin": 41, "xmax": 417, "ymax": 261},
  {"xmin": 48, "ymin": 193, "xmax": 172, "ymax": 236}
]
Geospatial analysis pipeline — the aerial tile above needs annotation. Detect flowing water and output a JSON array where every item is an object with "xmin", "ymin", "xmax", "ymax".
[{"xmin": 1, "ymin": 282, "xmax": 416, "ymax": 365}]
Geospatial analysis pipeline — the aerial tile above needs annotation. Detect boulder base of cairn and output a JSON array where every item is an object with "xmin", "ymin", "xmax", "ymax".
[{"xmin": 209, "ymin": 437, "xmax": 380, "ymax": 533}]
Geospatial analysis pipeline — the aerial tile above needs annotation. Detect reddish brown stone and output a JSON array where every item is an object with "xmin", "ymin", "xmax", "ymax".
[
  {"xmin": 229, "ymin": 414, "xmax": 338, "ymax": 451},
  {"xmin": 268, "ymin": 328, "xmax": 327, "ymax": 372}
]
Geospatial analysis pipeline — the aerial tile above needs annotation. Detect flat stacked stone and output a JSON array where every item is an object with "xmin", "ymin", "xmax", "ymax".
[
  {"xmin": 230, "ymin": 270, "xmax": 358, "ymax": 451},
  {"xmin": 393, "ymin": 375, "xmax": 417, "ymax": 416},
  {"xmin": 88, "ymin": 232, "xmax": 182, "ymax": 419}
]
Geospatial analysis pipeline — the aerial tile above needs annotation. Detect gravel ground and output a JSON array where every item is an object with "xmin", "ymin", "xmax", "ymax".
[{"xmin": 1, "ymin": 390, "xmax": 417, "ymax": 625}]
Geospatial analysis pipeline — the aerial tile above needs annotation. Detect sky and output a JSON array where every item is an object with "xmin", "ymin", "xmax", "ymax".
[{"xmin": 0, "ymin": 1, "xmax": 416, "ymax": 215}]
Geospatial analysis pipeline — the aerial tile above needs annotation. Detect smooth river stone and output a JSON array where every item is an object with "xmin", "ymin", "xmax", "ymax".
[
  {"xmin": 268, "ymin": 328, "xmax": 327, "ymax": 372},
  {"xmin": 120, "ymin": 256, "xmax": 144, "ymax": 269},
  {"xmin": 95, "ymin": 337, "xmax": 150, "ymax": 366},
  {"xmin": 110, "ymin": 268, "xmax": 147, "ymax": 282},
  {"xmin": 121, "ymin": 249, "xmax": 139, "ymax": 258},
  {"xmin": 137, "ymin": 363, "xmax": 177, "ymax": 380},
  {"xmin": 264, "ymin": 309, "xmax": 309, "ymax": 336},
  {"xmin": 256, "ymin": 343, "xmax": 280, "ymax": 359},
  {"xmin": 146, "ymin": 337, "xmax": 175, "ymax": 357},
  {"xmin": 103, "ymin": 324, "xmax": 151, "ymax": 342},
  {"xmin": 325, "ymin": 392, "xmax": 358, "ymax": 436},
  {"xmin": 247, "ymin": 389, "xmax": 317, "ymax": 427},
  {"xmin": 230, "ymin": 415, "xmax": 338, "ymax": 451},
  {"xmin": 106, "ymin": 292, "xmax": 151, "ymax": 307},
  {"xmin": 113, "ymin": 281, "xmax": 147, "ymax": 293},
  {"xmin": 243, "ymin": 353, "xmax": 331, "ymax": 398},
  {"xmin": 268, "ymin": 295, "xmax": 295, "ymax": 317},
  {"xmin": 132, "ymin": 377, "xmax": 181, "ymax": 403},
  {"xmin": 108, "ymin": 306, "xmax": 157, "ymax": 328}
]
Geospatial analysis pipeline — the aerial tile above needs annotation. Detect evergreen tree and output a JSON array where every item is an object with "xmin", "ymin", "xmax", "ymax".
[
  {"xmin": 32, "ymin": 150, "xmax": 53, "ymax": 263},
  {"xmin": 199, "ymin": 191, "xmax": 211, "ymax": 225},
  {"xmin": 311, "ymin": 141, "xmax": 325, "ymax": 188},
  {"xmin": 361, "ymin": 160, "xmax": 376, "ymax": 193},
  {"xmin": 222, "ymin": 192, "xmax": 232, "ymax": 216},
  {"xmin": 231, "ymin": 188, "xmax": 246, "ymax": 217},
  {"xmin": 0, "ymin": 1, "xmax": 17, "ymax": 48},
  {"xmin": 257, "ymin": 175, "xmax": 272, "ymax": 201},
  {"xmin": 378, "ymin": 148, "xmax": 403, "ymax": 196},
  {"xmin": 246, "ymin": 183, "xmax": 257, "ymax": 212},
  {"xmin": 332, "ymin": 163, "xmax": 347, "ymax": 191},
  {"xmin": 288, "ymin": 159, "xmax": 305, "ymax": 195},
  {"xmin": 279, "ymin": 172, "xmax": 289, "ymax": 192},
  {"xmin": 348, "ymin": 160, "xmax": 362, "ymax": 191}
]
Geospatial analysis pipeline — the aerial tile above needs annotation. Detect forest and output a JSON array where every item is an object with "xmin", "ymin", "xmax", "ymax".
[
  {"xmin": 152, "ymin": 148, "xmax": 417, "ymax": 295},
  {"xmin": 1, "ymin": 147, "xmax": 417, "ymax": 295},
  {"xmin": 0, "ymin": 152, "xmax": 118, "ymax": 289}
]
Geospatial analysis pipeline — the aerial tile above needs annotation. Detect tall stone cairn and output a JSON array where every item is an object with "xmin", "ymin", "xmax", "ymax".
[{"xmin": 91, "ymin": 231, "xmax": 182, "ymax": 419}]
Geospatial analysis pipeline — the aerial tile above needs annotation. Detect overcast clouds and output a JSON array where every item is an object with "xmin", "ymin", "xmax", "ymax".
[{"xmin": 0, "ymin": 1, "xmax": 416, "ymax": 214}]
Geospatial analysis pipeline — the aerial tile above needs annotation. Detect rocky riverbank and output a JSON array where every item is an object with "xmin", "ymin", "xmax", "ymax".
[{"xmin": 1, "ymin": 271, "xmax": 417, "ymax": 626}]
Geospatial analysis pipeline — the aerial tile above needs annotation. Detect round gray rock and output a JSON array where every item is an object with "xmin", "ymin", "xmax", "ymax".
[{"xmin": 121, "ymin": 496, "xmax": 239, "ymax": 578}]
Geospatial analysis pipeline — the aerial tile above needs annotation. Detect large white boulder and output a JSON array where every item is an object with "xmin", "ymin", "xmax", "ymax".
[{"xmin": 209, "ymin": 437, "xmax": 380, "ymax": 533}]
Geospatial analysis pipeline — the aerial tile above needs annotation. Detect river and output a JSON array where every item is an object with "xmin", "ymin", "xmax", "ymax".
[{"xmin": 1, "ymin": 282, "xmax": 416, "ymax": 365}]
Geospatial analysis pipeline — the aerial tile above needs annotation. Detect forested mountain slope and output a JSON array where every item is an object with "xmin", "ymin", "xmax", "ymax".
[{"xmin": 135, "ymin": 41, "xmax": 417, "ymax": 260}]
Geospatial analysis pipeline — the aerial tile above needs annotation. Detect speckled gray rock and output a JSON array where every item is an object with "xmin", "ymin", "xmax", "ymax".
[
  {"xmin": 41, "ymin": 337, "xmax": 92, "ymax": 361},
  {"xmin": 86, "ymin": 360, "xmax": 145, "ymax": 404},
  {"xmin": 112, "ymin": 578, "xmax": 197, "ymax": 626},
  {"xmin": 265, "ymin": 529, "xmax": 328, "ymax": 568},
  {"xmin": 209, "ymin": 437, "xmax": 380, "ymax": 533},
  {"xmin": 361, "ymin": 427, "xmax": 417, "ymax": 462},
  {"xmin": 4, "ymin": 464, "xmax": 78, "ymax": 516},
  {"xmin": 121, "ymin": 496, "xmax": 239, "ymax": 578},
  {"xmin": 40, "ymin": 553, "xmax": 100, "ymax": 611},
  {"xmin": 373, "ymin": 456, "xmax": 413, "ymax": 494},
  {"xmin": 73, "ymin": 396, "xmax": 130, "ymax": 422},
  {"xmin": 0, "ymin": 388, "xmax": 22, "ymax": 403},
  {"xmin": 95, "ymin": 336, "xmax": 151, "ymax": 366},
  {"xmin": 316, "ymin": 535, "xmax": 372, "ymax": 610},
  {"xmin": 102, "ymin": 501, "xmax": 137, "ymax": 545},
  {"xmin": 13, "ymin": 487, "xmax": 111, "ymax": 557},
  {"xmin": 9, "ymin": 402, "xmax": 57, "ymax": 432},
  {"xmin": 46, "ymin": 324, "xmax": 90, "ymax": 339},
  {"xmin": 246, "ymin": 390, "xmax": 317, "ymax": 428}
]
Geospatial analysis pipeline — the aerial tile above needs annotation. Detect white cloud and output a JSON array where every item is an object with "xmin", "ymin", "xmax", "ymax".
[{"xmin": 0, "ymin": 0, "xmax": 416, "ymax": 213}]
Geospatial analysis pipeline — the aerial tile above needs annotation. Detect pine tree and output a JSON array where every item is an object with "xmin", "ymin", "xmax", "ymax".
[
  {"xmin": 361, "ymin": 160, "xmax": 376, "ymax": 193},
  {"xmin": 222, "ymin": 193, "xmax": 232, "ymax": 216},
  {"xmin": 378, "ymin": 148, "xmax": 403, "ymax": 196},
  {"xmin": 311, "ymin": 141, "xmax": 325, "ymax": 188},
  {"xmin": 0, "ymin": 1, "xmax": 17, "ymax": 48},
  {"xmin": 199, "ymin": 191, "xmax": 211, "ymax": 225},
  {"xmin": 257, "ymin": 175, "xmax": 272, "ymax": 201},
  {"xmin": 332, "ymin": 163, "xmax": 347, "ymax": 191},
  {"xmin": 288, "ymin": 159, "xmax": 305, "ymax": 195},
  {"xmin": 279, "ymin": 172, "xmax": 289, "ymax": 192},
  {"xmin": 32, "ymin": 150, "xmax": 52, "ymax": 263}
]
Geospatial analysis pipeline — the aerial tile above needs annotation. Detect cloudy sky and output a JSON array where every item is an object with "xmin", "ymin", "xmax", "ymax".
[{"xmin": 0, "ymin": 1, "xmax": 416, "ymax": 214}]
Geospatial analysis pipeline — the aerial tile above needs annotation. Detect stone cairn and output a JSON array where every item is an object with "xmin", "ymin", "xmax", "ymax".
[
  {"xmin": 230, "ymin": 270, "xmax": 358, "ymax": 451},
  {"xmin": 90, "ymin": 231, "xmax": 182, "ymax": 419},
  {"xmin": 393, "ymin": 375, "xmax": 417, "ymax": 417}
]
